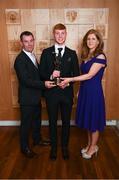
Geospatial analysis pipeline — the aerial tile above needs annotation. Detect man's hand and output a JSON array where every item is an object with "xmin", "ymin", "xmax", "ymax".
[
  {"xmin": 45, "ymin": 81, "xmax": 56, "ymax": 88},
  {"xmin": 52, "ymin": 70, "xmax": 60, "ymax": 78}
]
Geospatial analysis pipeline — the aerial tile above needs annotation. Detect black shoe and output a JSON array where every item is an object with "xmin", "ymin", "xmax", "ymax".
[
  {"xmin": 50, "ymin": 148, "xmax": 57, "ymax": 160},
  {"xmin": 21, "ymin": 148, "xmax": 37, "ymax": 158},
  {"xmin": 62, "ymin": 147, "xmax": 69, "ymax": 160},
  {"xmin": 33, "ymin": 139, "xmax": 51, "ymax": 146}
]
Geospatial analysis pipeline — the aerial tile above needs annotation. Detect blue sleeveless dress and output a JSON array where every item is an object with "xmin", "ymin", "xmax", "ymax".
[{"xmin": 75, "ymin": 56, "xmax": 107, "ymax": 132}]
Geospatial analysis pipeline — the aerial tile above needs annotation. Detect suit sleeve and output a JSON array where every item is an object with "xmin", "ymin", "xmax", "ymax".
[
  {"xmin": 14, "ymin": 57, "xmax": 45, "ymax": 89},
  {"xmin": 71, "ymin": 51, "xmax": 80, "ymax": 76},
  {"xmin": 39, "ymin": 49, "xmax": 52, "ymax": 80}
]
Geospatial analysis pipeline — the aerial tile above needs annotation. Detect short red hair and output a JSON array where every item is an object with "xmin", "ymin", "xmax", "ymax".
[{"xmin": 53, "ymin": 23, "xmax": 66, "ymax": 33}]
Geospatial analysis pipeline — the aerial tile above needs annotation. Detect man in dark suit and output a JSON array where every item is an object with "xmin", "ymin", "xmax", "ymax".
[
  {"xmin": 14, "ymin": 31, "xmax": 55, "ymax": 158},
  {"xmin": 39, "ymin": 24, "xmax": 80, "ymax": 160}
]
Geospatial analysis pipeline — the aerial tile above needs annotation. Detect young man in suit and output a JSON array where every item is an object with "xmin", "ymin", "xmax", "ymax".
[
  {"xmin": 14, "ymin": 31, "xmax": 55, "ymax": 158},
  {"xmin": 39, "ymin": 24, "xmax": 80, "ymax": 160}
]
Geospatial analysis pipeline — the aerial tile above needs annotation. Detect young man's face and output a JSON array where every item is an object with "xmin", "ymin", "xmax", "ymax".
[
  {"xmin": 54, "ymin": 29, "xmax": 67, "ymax": 45},
  {"xmin": 20, "ymin": 35, "xmax": 35, "ymax": 52}
]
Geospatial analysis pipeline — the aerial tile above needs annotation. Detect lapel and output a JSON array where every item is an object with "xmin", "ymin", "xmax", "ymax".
[
  {"xmin": 50, "ymin": 45, "xmax": 55, "ymax": 58},
  {"xmin": 61, "ymin": 46, "xmax": 72, "ymax": 63},
  {"xmin": 50, "ymin": 45, "xmax": 56, "ymax": 65},
  {"xmin": 49, "ymin": 46, "xmax": 72, "ymax": 70},
  {"xmin": 63, "ymin": 46, "xmax": 69, "ymax": 58},
  {"xmin": 21, "ymin": 51, "xmax": 38, "ymax": 70}
]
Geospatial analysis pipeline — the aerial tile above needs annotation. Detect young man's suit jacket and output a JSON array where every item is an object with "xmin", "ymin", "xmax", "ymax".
[
  {"xmin": 14, "ymin": 51, "xmax": 45, "ymax": 106},
  {"xmin": 39, "ymin": 45, "xmax": 80, "ymax": 99}
]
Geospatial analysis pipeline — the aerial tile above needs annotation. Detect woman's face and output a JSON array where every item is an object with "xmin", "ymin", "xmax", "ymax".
[{"xmin": 87, "ymin": 33, "xmax": 99, "ymax": 52}]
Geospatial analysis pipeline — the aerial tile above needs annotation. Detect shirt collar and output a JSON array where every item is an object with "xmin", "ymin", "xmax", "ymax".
[
  {"xmin": 54, "ymin": 44, "xmax": 65, "ymax": 56},
  {"xmin": 55, "ymin": 44, "xmax": 65, "ymax": 50},
  {"xmin": 23, "ymin": 49, "xmax": 33, "ymax": 56}
]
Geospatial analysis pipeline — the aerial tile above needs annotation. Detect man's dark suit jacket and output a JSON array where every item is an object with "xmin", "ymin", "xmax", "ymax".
[
  {"xmin": 14, "ymin": 51, "xmax": 45, "ymax": 106},
  {"xmin": 39, "ymin": 46, "xmax": 80, "ymax": 99}
]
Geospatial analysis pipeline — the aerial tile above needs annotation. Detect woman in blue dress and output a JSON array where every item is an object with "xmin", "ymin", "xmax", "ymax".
[{"xmin": 60, "ymin": 29, "xmax": 107, "ymax": 159}]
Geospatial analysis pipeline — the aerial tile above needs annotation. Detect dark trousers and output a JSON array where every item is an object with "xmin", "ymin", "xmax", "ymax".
[
  {"xmin": 20, "ymin": 103, "xmax": 41, "ymax": 150},
  {"xmin": 46, "ymin": 94, "xmax": 73, "ymax": 150}
]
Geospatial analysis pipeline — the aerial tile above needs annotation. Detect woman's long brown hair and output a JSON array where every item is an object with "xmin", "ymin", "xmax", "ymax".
[{"xmin": 81, "ymin": 29, "xmax": 105, "ymax": 61}]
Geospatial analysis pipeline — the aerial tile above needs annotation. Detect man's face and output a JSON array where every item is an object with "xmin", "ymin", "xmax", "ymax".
[
  {"xmin": 20, "ymin": 35, "xmax": 35, "ymax": 52},
  {"xmin": 54, "ymin": 29, "xmax": 67, "ymax": 45}
]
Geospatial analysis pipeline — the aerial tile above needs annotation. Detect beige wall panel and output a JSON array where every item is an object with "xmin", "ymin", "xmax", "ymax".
[
  {"xmin": 20, "ymin": 10, "xmax": 36, "ymax": 33},
  {"xmin": 6, "ymin": 8, "xmax": 108, "ymax": 112},
  {"xmin": 5, "ymin": 9, "xmax": 21, "ymax": 24},
  {"xmin": 66, "ymin": 25, "xmax": 79, "ymax": 53},
  {"xmin": 49, "ymin": 9, "xmax": 65, "ymax": 40},
  {"xmin": 94, "ymin": 9, "xmax": 109, "ymax": 24},
  {"xmin": 49, "ymin": 9, "xmax": 65, "ymax": 25},
  {"xmin": 21, "ymin": 9, "xmax": 49, "ymax": 25},
  {"xmin": 36, "ymin": 25, "xmax": 50, "ymax": 40},
  {"xmin": 7, "ymin": 25, "xmax": 21, "ymax": 55},
  {"xmin": 36, "ymin": 40, "xmax": 50, "ymax": 55},
  {"xmin": 31, "ymin": 9, "xmax": 49, "ymax": 24},
  {"xmin": 65, "ymin": 9, "xmax": 79, "ymax": 24},
  {"xmin": 79, "ymin": 9, "xmax": 96, "ymax": 24},
  {"xmin": 95, "ymin": 24, "xmax": 108, "ymax": 39},
  {"xmin": 78, "ymin": 24, "xmax": 94, "ymax": 39},
  {"xmin": 35, "ymin": 25, "xmax": 50, "ymax": 54}
]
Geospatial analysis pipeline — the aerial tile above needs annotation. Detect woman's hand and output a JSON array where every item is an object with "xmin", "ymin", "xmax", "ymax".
[{"xmin": 59, "ymin": 77, "xmax": 72, "ymax": 88}]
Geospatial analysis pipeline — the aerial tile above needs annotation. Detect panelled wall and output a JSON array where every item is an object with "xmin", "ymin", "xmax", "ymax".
[
  {"xmin": 6, "ymin": 8, "xmax": 109, "ymax": 112},
  {"xmin": 0, "ymin": 0, "xmax": 119, "ymax": 120}
]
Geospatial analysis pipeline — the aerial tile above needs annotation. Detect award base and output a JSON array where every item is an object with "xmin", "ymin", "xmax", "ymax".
[{"xmin": 54, "ymin": 77, "xmax": 61, "ymax": 85}]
